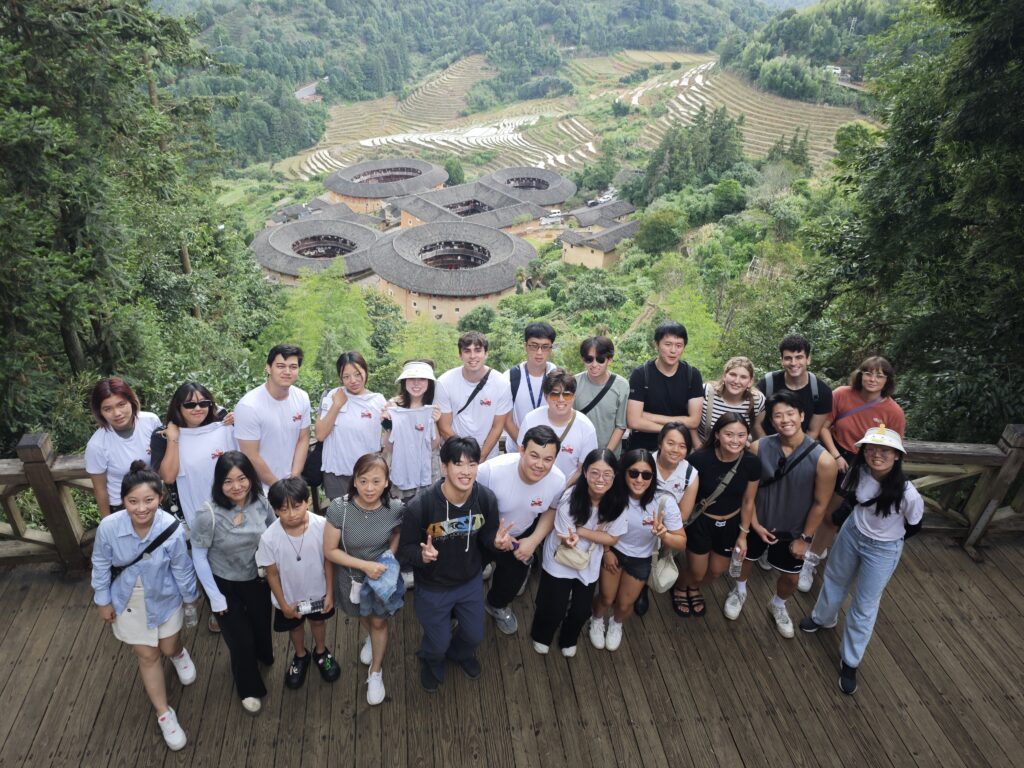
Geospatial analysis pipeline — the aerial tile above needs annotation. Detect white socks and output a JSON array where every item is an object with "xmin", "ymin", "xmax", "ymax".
[
  {"xmin": 771, "ymin": 595, "xmax": 786, "ymax": 609},
  {"xmin": 735, "ymin": 580, "xmax": 747, "ymax": 595}
]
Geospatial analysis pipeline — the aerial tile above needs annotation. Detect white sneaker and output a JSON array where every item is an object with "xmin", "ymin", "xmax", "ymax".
[
  {"xmin": 561, "ymin": 645, "xmax": 577, "ymax": 658},
  {"xmin": 723, "ymin": 588, "xmax": 747, "ymax": 621},
  {"xmin": 169, "ymin": 647, "xmax": 196, "ymax": 685},
  {"xmin": 769, "ymin": 600, "xmax": 795, "ymax": 638},
  {"xmin": 367, "ymin": 671, "xmax": 385, "ymax": 706},
  {"xmin": 157, "ymin": 708, "xmax": 187, "ymax": 751},
  {"xmin": 797, "ymin": 561, "xmax": 816, "ymax": 593},
  {"xmin": 532, "ymin": 641, "xmax": 549, "ymax": 655},
  {"xmin": 605, "ymin": 618, "xmax": 623, "ymax": 652},
  {"xmin": 482, "ymin": 562, "xmax": 495, "ymax": 581},
  {"xmin": 359, "ymin": 635, "xmax": 372, "ymax": 666},
  {"xmin": 241, "ymin": 697, "xmax": 261, "ymax": 714},
  {"xmin": 588, "ymin": 616, "xmax": 606, "ymax": 650},
  {"xmin": 757, "ymin": 552, "xmax": 772, "ymax": 571},
  {"xmin": 401, "ymin": 570, "xmax": 415, "ymax": 590}
]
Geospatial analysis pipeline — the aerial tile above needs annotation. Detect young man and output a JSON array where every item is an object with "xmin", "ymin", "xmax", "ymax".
[
  {"xmin": 517, "ymin": 369, "xmax": 598, "ymax": 484},
  {"xmin": 503, "ymin": 323, "xmax": 558, "ymax": 444},
  {"xmin": 436, "ymin": 331, "xmax": 512, "ymax": 461},
  {"xmin": 398, "ymin": 437, "xmax": 513, "ymax": 693},
  {"xmin": 756, "ymin": 335, "xmax": 834, "ymax": 440},
  {"xmin": 625, "ymin": 320, "xmax": 705, "ymax": 452},
  {"xmin": 723, "ymin": 391, "xmax": 837, "ymax": 636},
  {"xmin": 234, "ymin": 344, "xmax": 311, "ymax": 490},
  {"xmin": 575, "ymin": 336, "xmax": 630, "ymax": 455},
  {"xmin": 477, "ymin": 425, "xmax": 566, "ymax": 634}
]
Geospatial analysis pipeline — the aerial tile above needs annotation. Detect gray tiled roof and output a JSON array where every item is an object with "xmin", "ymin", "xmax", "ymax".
[
  {"xmin": 569, "ymin": 200, "xmax": 636, "ymax": 227},
  {"xmin": 324, "ymin": 158, "xmax": 448, "ymax": 199},
  {"xmin": 479, "ymin": 167, "xmax": 577, "ymax": 206},
  {"xmin": 250, "ymin": 219, "xmax": 381, "ymax": 277},
  {"xmin": 561, "ymin": 219, "xmax": 640, "ymax": 252},
  {"xmin": 388, "ymin": 195, "xmax": 459, "ymax": 224},
  {"xmin": 463, "ymin": 202, "xmax": 550, "ymax": 229}
]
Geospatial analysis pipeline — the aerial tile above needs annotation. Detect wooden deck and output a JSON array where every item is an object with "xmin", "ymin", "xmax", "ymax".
[{"xmin": 2, "ymin": 534, "xmax": 1024, "ymax": 768}]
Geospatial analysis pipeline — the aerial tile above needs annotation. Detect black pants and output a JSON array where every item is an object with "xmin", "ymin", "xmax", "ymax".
[
  {"xmin": 484, "ymin": 519, "xmax": 537, "ymax": 609},
  {"xmin": 530, "ymin": 570, "xmax": 597, "ymax": 649},
  {"xmin": 214, "ymin": 575, "xmax": 274, "ymax": 699}
]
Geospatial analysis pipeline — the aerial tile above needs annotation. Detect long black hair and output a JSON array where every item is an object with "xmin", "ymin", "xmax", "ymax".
[
  {"xmin": 211, "ymin": 450, "xmax": 264, "ymax": 509},
  {"xmin": 843, "ymin": 446, "xmax": 909, "ymax": 518},
  {"xmin": 165, "ymin": 381, "xmax": 223, "ymax": 428},
  {"xmin": 567, "ymin": 449, "xmax": 626, "ymax": 527},
  {"xmin": 617, "ymin": 449, "xmax": 658, "ymax": 509}
]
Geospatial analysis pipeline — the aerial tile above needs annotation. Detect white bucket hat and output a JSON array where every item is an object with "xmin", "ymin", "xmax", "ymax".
[
  {"xmin": 395, "ymin": 360, "xmax": 436, "ymax": 383},
  {"xmin": 855, "ymin": 424, "xmax": 906, "ymax": 454}
]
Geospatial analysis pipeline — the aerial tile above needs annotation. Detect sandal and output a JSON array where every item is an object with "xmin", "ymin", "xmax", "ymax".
[
  {"xmin": 689, "ymin": 587, "xmax": 707, "ymax": 618},
  {"xmin": 672, "ymin": 588, "xmax": 692, "ymax": 618}
]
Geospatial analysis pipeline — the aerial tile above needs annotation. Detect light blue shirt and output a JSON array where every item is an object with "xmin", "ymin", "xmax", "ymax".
[{"xmin": 91, "ymin": 509, "xmax": 198, "ymax": 627}]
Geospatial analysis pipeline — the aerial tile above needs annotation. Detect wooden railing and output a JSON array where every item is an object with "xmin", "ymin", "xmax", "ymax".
[{"xmin": 1, "ymin": 427, "xmax": 1022, "ymax": 573}]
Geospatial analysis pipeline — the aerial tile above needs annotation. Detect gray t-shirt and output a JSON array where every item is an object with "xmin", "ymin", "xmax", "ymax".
[
  {"xmin": 574, "ymin": 372, "xmax": 630, "ymax": 454},
  {"xmin": 191, "ymin": 497, "xmax": 276, "ymax": 581}
]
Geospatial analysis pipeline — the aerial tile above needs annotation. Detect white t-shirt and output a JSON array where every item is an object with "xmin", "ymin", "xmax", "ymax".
[
  {"xmin": 654, "ymin": 454, "xmax": 697, "ymax": 504},
  {"xmin": 435, "ymin": 367, "xmax": 512, "ymax": 460},
  {"xmin": 852, "ymin": 473, "xmax": 924, "ymax": 542},
  {"xmin": 255, "ymin": 513, "xmax": 328, "ymax": 608},
  {"xmin": 476, "ymin": 453, "xmax": 565, "ymax": 537},
  {"xmin": 175, "ymin": 422, "xmax": 237, "ymax": 525},
  {"xmin": 233, "ymin": 384, "xmax": 311, "ymax": 486},
  {"xmin": 542, "ymin": 492, "xmax": 629, "ymax": 585},
  {"xmin": 85, "ymin": 412, "xmax": 162, "ymax": 505},
  {"xmin": 517, "ymin": 407, "xmax": 598, "ymax": 481},
  {"xmin": 614, "ymin": 493, "xmax": 684, "ymax": 558},
  {"xmin": 319, "ymin": 388, "xmax": 386, "ymax": 476},
  {"xmin": 388, "ymin": 406, "xmax": 436, "ymax": 491},
  {"xmin": 503, "ymin": 362, "xmax": 556, "ymax": 428}
]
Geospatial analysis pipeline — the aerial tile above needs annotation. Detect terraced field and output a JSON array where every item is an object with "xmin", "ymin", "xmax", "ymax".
[{"xmin": 275, "ymin": 51, "xmax": 867, "ymax": 180}]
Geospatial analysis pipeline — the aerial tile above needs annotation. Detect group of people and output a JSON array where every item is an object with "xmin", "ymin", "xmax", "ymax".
[{"xmin": 87, "ymin": 325, "xmax": 923, "ymax": 752}]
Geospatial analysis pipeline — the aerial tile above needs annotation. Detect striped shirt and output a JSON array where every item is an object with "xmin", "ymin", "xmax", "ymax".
[{"xmin": 697, "ymin": 384, "xmax": 765, "ymax": 443}]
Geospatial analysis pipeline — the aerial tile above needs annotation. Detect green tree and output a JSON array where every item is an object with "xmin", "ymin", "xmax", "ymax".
[
  {"xmin": 635, "ymin": 210, "xmax": 681, "ymax": 254},
  {"xmin": 444, "ymin": 155, "xmax": 466, "ymax": 186}
]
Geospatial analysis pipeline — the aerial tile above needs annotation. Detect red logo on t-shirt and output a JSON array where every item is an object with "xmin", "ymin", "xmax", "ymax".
[
  {"xmin": 361, "ymin": 411, "xmax": 373, "ymax": 419},
  {"xmin": 530, "ymin": 497, "xmax": 544, "ymax": 507},
  {"xmin": 414, "ymin": 423, "xmax": 426, "ymax": 432},
  {"xmin": 561, "ymin": 445, "xmax": 574, "ymax": 455},
  {"xmin": 211, "ymin": 449, "xmax": 224, "ymax": 460},
  {"xmin": 673, "ymin": 482, "xmax": 682, "ymax": 491},
  {"xmin": 292, "ymin": 412, "xmax": 302, "ymax": 422},
  {"xmin": 479, "ymin": 398, "xmax": 492, "ymax": 407}
]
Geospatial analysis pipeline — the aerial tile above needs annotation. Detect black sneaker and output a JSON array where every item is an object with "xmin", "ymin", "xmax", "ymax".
[
  {"xmin": 457, "ymin": 655, "xmax": 482, "ymax": 680},
  {"xmin": 839, "ymin": 662, "xmax": 858, "ymax": 695},
  {"xmin": 285, "ymin": 650, "xmax": 311, "ymax": 689},
  {"xmin": 420, "ymin": 659, "xmax": 440, "ymax": 693},
  {"xmin": 799, "ymin": 616, "xmax": 837, "ymax": 633},
  {"xmin": 634, "ymin": 584, "xmax": 650, "ymax": 617},
  {"xmin": 313, "ymin": 648, "xmax": 340, "ymax": 683}
]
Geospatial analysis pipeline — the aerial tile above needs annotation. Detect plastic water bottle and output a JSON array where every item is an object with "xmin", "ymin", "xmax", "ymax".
[
  {"xmin": 183, "ymin": 603, "xmax": 198, "ymax": 628},
  {"xmin": 728, "ymin": 548, "xmax": 744, "ymax": 578}
]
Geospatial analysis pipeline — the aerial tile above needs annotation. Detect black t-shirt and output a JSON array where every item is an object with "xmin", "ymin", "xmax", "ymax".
[
  {"xmin": 627, "ymin": 360, "xmax": 704, "ymax": 451},
  {"xmin": 689, "ymin": 448, "xmax": 761, "ymax": 516},
  {"xmin": 756, "ymin": 371, "xmax": 834, "ymax": 436}
]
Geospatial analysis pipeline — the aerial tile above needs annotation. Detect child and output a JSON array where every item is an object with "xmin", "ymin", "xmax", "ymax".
[
  {"xmin": 91, "ymin": 461, "xmax": 200, "ymax": 751},
  {"xmin": 257, "ymin": 477, "xmax": 340, "ymax": 688}
]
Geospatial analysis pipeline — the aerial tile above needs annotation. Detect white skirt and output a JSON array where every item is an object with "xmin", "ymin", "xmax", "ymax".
[{"xmin": 112, "ymin": 578, "xmax": 184, "ymax": 647}]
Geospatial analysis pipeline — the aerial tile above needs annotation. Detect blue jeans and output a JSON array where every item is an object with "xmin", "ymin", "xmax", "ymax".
[
  {"xmin": 413, "ymin": 576, "xmax": 485, "ymax": 682},
  {"xmin": 811, "ymin": 522, "xmax": 903, "ymax": 668}
]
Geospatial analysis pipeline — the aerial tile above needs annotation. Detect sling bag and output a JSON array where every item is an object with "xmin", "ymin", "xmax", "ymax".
[
  {"xmin": 834, "ymin": 396, "xmax": 886, "ymax": 423},
  {"xmin": 684, "ymin": 457, "xmax": 742, "ymax": 528},
  {"xmin": 579, "ymin": 374, "xmax": 618, "ymax": 416},
  {"xmin": 110, "ymin": 519, "xmax": 180, "ymax": 584},
  {"xmin": 456, "ymin": 370, "xmax": 492, "ymax": 416},
  {"xmin": 758, "ymin": 440, "xmax": 820, "ymax": 490}
]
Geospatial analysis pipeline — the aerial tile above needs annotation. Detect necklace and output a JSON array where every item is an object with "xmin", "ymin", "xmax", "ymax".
[{"xmin": 284, "ymin": 521, "xmax": 307, "ymax": 561}]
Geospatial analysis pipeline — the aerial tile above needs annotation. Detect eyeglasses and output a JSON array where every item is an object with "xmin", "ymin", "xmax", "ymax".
[
  {"xmin": 627, "ymin": 469, "xmax": 654, "ymax": 480},
  {"xmin": 182, "ymin": 400, "xmax": 213, "ymax": 410},
  {"xmin": 860, "ymin": 371, "xmax": 888, "ymax": 379},
  {"xmin": 548, "ymin": 391, "xmax": 575, "ymax": 401},
  {"xmin": 526, "ymin": 343, "xmax": 553, "ymax": 352},
  {"xmin": 586, "ymin": 469, "xmax": 615, "ymax": 481},
  {"xmin": 582, "ymin": 355, "xmax": 608, "ymax": 364}
]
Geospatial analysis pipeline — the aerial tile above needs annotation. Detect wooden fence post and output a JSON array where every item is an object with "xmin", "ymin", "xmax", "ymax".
[
  {"xmin": 16, "ymin": 433, "xmax": 87, "ymax": 573},
  {"xmin": 964, "ymin": 424, "xmax": 1024, "ymax": 556}
]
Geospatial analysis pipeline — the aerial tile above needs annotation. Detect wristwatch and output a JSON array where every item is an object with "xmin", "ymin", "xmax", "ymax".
[{"xmin": 799, "ymin": 534, "xmax": 814, "ymax": 543}]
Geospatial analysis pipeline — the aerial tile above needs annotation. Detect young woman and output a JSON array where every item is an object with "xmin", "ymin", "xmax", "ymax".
[
  {"xmin": 323, "ymin": 453, "xmax": 406, "ymax": 706},
  {"xmin": 316, "ymin": 351, "xmax": 387, "ymax": 500},
  {"xmin": 85, "ymin": 378, "xmax": 162, "ymax": 517},
  {"xmin": 696, "ymin": 357, "xmax": 766, "ymax": 447},
  {"xmin": 191, "ymin": 451, "xmax": 276, "ymax": 714},
  {"xmin": 590, "ymin": 449, "xmax": 686, "ymax": 651},
  {"xmin": 383, "ymin": 359, "xmax": 441, "ymax": 503},
  {"xmin": 654, "ymin": 421, "xmax": 700, "ymax": 510},
  {"xmin": 150, "ymin": 382, "xmax": 236, "ymax": 529},
  {"xmin": 800, "ymin": 427, "xmax": 923, "ymax": 695},
  {"xmin": 91, "ymin": 461, "xmax": 199, "ymax": 751},
  {"xmin": 671, "ymin": 414, "xmax": 760, "ymax": 617},
  {"xmin": 530, "ymin": 449, "xmax": 628, "ymax": 657},
  {"xmin": 801, "ymin": 356, "xmax": 906, "ymax": 591}
]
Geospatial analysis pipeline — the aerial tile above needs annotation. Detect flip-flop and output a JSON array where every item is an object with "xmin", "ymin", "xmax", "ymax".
[{"xmin": 672, "ymin": 588, "xmax": 692, "ymax": 618}]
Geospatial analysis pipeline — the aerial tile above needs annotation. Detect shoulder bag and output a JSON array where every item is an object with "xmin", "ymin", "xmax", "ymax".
[
  {"xmin": 684, "ymin": 457, "xmax": 742, "ymax": 528},
  {"xmin": 648, "ymin": 496, "xmax": 678, "ymax": 593},
  {"xmin": 456, "ymin": 370, "xmax": 492, "ymax": 416},
  {"xmin": 579, "ymin": 375, "xmax": 618, "ymax": 416},
  {"xmin": 109, "ymin": 519, "xmax": 180, "ymax": 584}
]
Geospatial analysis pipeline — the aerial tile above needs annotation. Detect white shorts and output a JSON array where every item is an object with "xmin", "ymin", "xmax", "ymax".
[{"xmin": 112, "ymin": 578, "xmax": 184, "ymax": 647}]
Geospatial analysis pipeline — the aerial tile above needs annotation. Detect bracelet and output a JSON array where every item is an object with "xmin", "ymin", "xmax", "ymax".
[
  {"xmin": 831, "ymin": 453, "xmax": 840, "ymax": 459},
  {"xmin": 738, "ymin": 526, "xmax": 750, "ymax": 534}
]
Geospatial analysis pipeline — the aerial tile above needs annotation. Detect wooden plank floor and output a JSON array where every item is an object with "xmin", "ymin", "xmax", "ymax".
[{"xmin": 3, "ymin": 534, "xmax": 1024, "ymax": 768}]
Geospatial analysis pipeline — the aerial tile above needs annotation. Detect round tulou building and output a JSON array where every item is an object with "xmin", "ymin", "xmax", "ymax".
[{"xmin": 324, "ymin": 158, "xmax": 448, "ymax": 213}]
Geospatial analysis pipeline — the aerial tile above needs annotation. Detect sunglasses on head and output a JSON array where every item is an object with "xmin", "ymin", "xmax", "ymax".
[
  {"xmin": 627, "ymin": 469, "xmax": 654, "ymax": 480},
  {"xmin": 182, "ymin": 399, "xmax": 213, "ymax": 410},
  {"xmin": 583, "ymin": 355, "xmax": 608, "ymax": 364}
]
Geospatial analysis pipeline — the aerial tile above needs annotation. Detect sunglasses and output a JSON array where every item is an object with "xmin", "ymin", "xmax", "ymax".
[
  {"xmin": 583, "ymin": 355, "xmax": 608, "ymax": 364},
  {"xmin": 627, "ymin": 469, "xmax": 654, "ymax": 480},
  {"xmin": 547, "ymin": 391, "xmax": 575, "ymax": 401},
  {"xmin": 182, "ymin": 400, "xmax": 213, "ymax": 410}
]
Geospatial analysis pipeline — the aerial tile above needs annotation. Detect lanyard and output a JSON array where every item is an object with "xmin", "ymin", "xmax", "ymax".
[{"xmin": 524, "ymin": 365, "xmax": 542, "ymax": 409}]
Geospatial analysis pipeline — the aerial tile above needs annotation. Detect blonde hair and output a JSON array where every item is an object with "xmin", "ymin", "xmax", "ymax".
[{"xmin": 712, "ymin": 356, "xmax": 758, "ymax": 425}]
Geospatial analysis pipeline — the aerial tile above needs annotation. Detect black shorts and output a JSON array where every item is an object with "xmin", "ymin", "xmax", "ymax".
[
  {"xmin": 611, "ymin": 548, "xmax": 652, "ymax": 581},
  {"xmin": 273, "ymin": 606, "xmax": 336, "ymax": 632},
  {"xmin": 744, "ymin": 535, "xmax": 802, "ymax": 574},
  {"xmin": 685, "ymin": 514, "xmax": 741, "ymax": 558}
]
